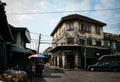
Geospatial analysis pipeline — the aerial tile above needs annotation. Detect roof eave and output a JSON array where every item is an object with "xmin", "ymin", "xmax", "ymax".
[{"xmin": 50, "ymin": 14, "xmax": 106, "ymax": 36}]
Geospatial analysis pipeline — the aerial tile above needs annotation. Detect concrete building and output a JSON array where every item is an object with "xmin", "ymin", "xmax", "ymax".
[
  {"xmin": 50, "ymin": 14, "xmax": 111, "ymax": 69},
  {"xmin": 104, "ymin": 32, "xmax": 120, "ymax": 53}
]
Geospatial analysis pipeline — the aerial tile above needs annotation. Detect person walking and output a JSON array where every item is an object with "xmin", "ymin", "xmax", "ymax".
[
  {"xmin": 27, "ymin": 63, "xmax": 33, "ymax": 82},
  {"xmin": 35, "ymin": 61, "xmax": 44, "ymax": 76}
]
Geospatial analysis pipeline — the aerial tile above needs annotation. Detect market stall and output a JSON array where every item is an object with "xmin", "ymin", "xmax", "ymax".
[{"xmin": 0, "ymin": 69, "xmax": 27, "ymax": 82}]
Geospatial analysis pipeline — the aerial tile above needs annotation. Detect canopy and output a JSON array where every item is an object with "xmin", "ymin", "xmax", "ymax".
[{"xmin": 28, "ymin": 53, "xmax": 45, "ymax": 59}]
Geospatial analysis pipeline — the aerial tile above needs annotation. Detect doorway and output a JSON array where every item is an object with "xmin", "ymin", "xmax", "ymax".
[{"xmin": 66, "ymin": 53, "xmax": 75, "ymax": 69}]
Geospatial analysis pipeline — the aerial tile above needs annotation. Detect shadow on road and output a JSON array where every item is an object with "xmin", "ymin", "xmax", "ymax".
[
  {"xmin": 31, "ymin": 76, "xmax": 47, "ymax": 82},
  {"xmin": 43, "ymin": 65, "xmax": 64, "ymax": 78},
  {"xmin": 27, "ymin": 65, "xmax": 64, "ymax": 82},
  {"xmin": 44, "ymin": 65, "xmax": 65, "ymax": 73},
  {"xmin": 43, "ymin": 75, "xmax": 62, "ymax": 78}
]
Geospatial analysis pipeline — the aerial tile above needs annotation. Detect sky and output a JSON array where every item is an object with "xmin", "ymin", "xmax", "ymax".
[{"xmin": 2, "ymin": 0, "xmax": 120, "ymax": 53}]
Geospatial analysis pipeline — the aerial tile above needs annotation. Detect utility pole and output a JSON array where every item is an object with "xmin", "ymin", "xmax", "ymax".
[
  {"xmin": 118, "ymin": 26, "xmax": 120, "ymax": 35},
  {"xmin": 38, "ymin": 34, "xmax": 41, "ymax": 53},
  {"xmin": 84, "ymin": 37, "xmax": 87, "ymax": 69}
]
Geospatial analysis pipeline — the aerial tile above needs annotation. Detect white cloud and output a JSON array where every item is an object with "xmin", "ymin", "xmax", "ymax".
[
  {"xmin": 100, "ymin": 0, "xmax": 120, "ymax": 8},
  {"xmin": 93, "ymin": 0, "xmax": 120, "ymax": 34},
  {"xmin": 49, "ymin": 18, "xmax": 59, "ymax": 28},
  {"xmin": 32, "ymin": 10, "xmax": 38, "ymax": 13},
  {"xmin": 6, "ymin": 14, "xmax": 33, "ymax": 25},
  {"xmin": 63, "ymin": 0, "xmax": 90, "ymax": 11},
  {"xmin": 37, "ymin": 0, "xmax": 51, "ymax": 9},
  {"xmin": 18, "ymin": 15, "xmax": 33, "ymax": 21},
  {"xmin": 2, "ymin": 0, "xmax": 120, "ymax": 51},
  {"xmin": 115, "ymin": 14, "xmax": 120, "ymax": 18},
  {"xmin": 94, "ymin": 0, "xmax": 120, "ymax": 24},
  {"xmin": 3, "ymin": 0, "xmax": 28, "ymax": 13},
  {"xmin": 2, "ymin": 0, "xmax": 35, "ymax": 24}
]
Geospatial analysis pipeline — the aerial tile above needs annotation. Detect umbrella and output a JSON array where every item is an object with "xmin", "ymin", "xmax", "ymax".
[{"xmin": 28, "ymin": 53, "xmax": 45, "ymax": 59}]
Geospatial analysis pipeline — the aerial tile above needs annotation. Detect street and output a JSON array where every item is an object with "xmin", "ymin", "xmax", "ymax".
[{"xmin": 28, "ymin": 65, "xmax": 120, "ymax": 82}]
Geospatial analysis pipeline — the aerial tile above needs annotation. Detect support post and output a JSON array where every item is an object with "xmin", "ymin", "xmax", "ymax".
[{"xmin": 84, "ymin": 37, "xmax": 87, "ymax": 69}]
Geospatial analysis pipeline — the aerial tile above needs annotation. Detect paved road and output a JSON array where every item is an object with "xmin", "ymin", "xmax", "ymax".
[{"xmin": 27, "ymin": 65, "xmax": 120, "ymax": 82}]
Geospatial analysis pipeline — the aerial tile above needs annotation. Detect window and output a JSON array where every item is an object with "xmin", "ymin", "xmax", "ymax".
[
  {"xmin": 80, "ymin": 23, "xmax": 91, "ymax": 32},
  {"xmin": 87, "ymin": 24, "xmax": 91, "ymax": 32},
  {"xmin": 96, "ymin": 26, "xmax": 100, "ymax": 34},
  {"xmin": 81, "ymin": 23, "xmax": 87, "ymax": 31},
  {"xmin": 13, "ymin": 32, "xmax": 17, "ymax": 44},
  {"xmin": 78, "ymin": 39, "xmax": 85, "ymax": 45},
  {"xmin": 87, "ymin": 39, "xmax": 92, "ymax": 46},
  {"xmin": 111, "ymin": 42, "xmax": 116, "ymax": 50},
  {"xmin": 67, "ymin": 37, "xmax": 74, "ymax": 44},
  {"xmin": 104, "ymin": 41, "xmax": 110, "ymax": 48},
  {"xmin": 92, "ymin": 39, "xmax": 96, "ymax": 45},
  {"xmin": 97, "ymin": 40, "xmax": 101, "ymax": 46},
  {"xmin": 66, "ymin": 22, "xmax": 74, "ymax": 31}
]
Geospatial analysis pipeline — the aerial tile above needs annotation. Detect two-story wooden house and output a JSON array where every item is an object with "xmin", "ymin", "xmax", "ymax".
[
  {"xmin": 7, "ymin": 25, "xmax": 34, "ymax": 70},
  {"xmin": 0, "ymin": 1, "xmax": 35, "ymax": 72},
  {"xmin": 50, "ymin": 14, "xmax": 110, "ymax": 69}
]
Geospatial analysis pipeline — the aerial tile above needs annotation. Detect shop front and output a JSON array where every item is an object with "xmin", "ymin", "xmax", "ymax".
[{"xmin": 50, "ymin": 46, "xmax": 83, "ymax": 69}]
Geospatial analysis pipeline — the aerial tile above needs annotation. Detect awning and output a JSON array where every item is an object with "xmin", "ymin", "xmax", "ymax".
[
  {"xmin": 50, "ymin": 45, "xmax": 83, "ymax": 52},
  {"xmin": 11, "ymin": 47, "xmax": 33, "ymax": 54},
  {"xmin": 50, "ymin": 45, "xmax": 110, "ymax": 53}
]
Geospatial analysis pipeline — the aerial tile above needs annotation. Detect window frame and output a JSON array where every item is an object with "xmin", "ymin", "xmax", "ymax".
[
  {"xmin": 66, "ymin": 22, "xmax": 74, "ymax": 31},
  {"xmin": 95, "ymin": 26, "xmax": 101, "ymax": 34},
  {"xmin": 67, "ymin": 37, "xmax": 74, "ymax": 44},
  {"xmin": 79, "ymin": 22, "xmax": 91, "ymax": 32}
]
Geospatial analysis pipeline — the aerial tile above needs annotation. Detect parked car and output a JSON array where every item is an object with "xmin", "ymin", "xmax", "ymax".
[
  {"xmin": 98, "ymin": 54, "xmax": 120, "ymax": 62},
  {"xmin": 87, "ymin": 62, "xmax": 120, "ymax": 72}
]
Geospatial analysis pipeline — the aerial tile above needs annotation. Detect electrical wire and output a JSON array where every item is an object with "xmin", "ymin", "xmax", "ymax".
[
  {"xmin": 106, "ymin": 23, "xmax": 120, "ymax": 26},
  {"xmin": 30, "ymin": 32, "xmax": 52, "ymax": 38},
  {"xmin": 6, "ymin": 8, "xmax": 120, "ymax": 15},
  {"xmin": 30, "ymin": 32, "xmax": 39, "ymax": 35},
  {"xmin": 41, "ymin": 34, "xmax": 52, "ymax": 37}
]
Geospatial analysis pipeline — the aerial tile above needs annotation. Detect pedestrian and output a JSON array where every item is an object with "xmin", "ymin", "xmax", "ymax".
[
  {"xmin": 27, "ymin": 63, "xmax": 33, "ymax": 82},
  {"xmin": 35, "ymin": 61, "xmax": 44, "ymax": 76},
  {"xmin": 32, "ymin": 65, "xmax": 35, "ymax": 76},
  {"xmin": 38, "ymin": 62, "xmax": 44, "ymax": 76}
]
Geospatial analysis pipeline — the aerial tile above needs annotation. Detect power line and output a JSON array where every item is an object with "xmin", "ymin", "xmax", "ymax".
[
  {"xmin": 41, "ymin": 40, "xmax": 52, "ymax": 41},
  {"xmin": 40, "ymin": 42, "xmax": 52, "ymax": 44},
  {"xmin": 30, "ymin": 31, "xmax": 52, "ymax": 38},
  {"xmin": 104, "ymin": 23, "xmax": 120, "ymax": 30},
  {"xmin": 6, "ymin": 8, "xmax": 120, "ymax": 15},
  {"xmin": 106, "ymin": 23, "xmax": 120, "ymax": 26},
  {"xmin": 41, "ymin": 34, "xmax": 52, "ymax": 37},
  {"xmin": 30, "ymin": 32, "xmax": 39, "ymax": 35}
]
